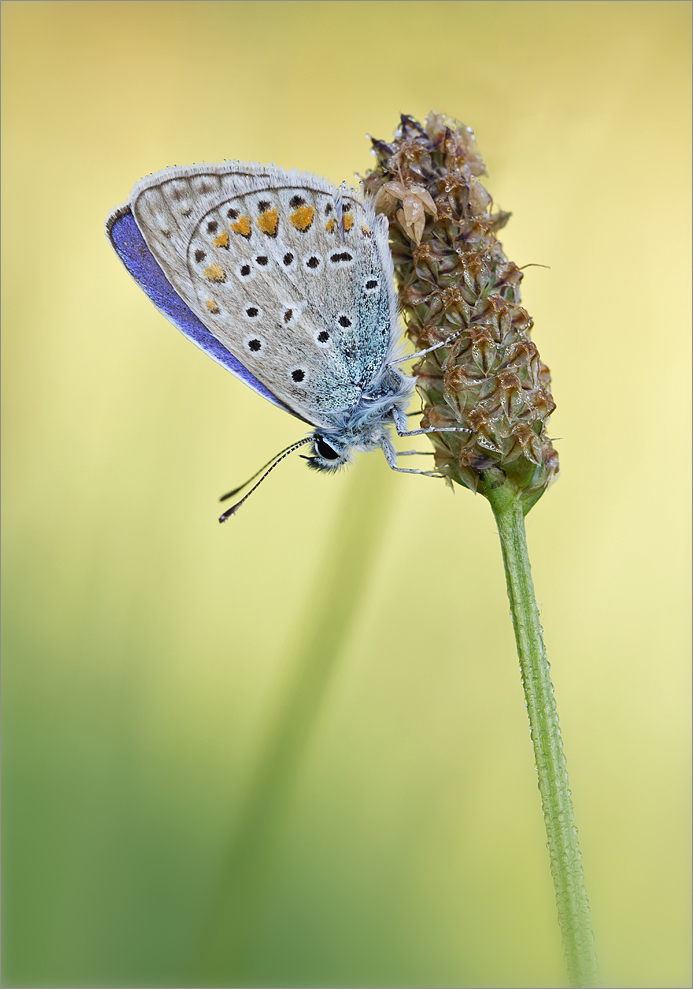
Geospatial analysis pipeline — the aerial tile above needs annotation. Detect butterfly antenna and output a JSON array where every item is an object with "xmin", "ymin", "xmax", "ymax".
[
  {"xmin": 219, "ymin": 439, "xmax": 312, "ymax": 502},
  {"xmin": 218, "ymin": 436, "xmax": 313, "ymax": 523}
]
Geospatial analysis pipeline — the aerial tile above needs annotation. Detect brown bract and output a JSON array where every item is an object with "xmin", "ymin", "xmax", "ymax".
[
  {"xmin": 364, "ymin": 112, "xmax": 559, "ymax": 510},
  {"xmin": 373, "ymin": 181, "xmax": 437, "ymax": 245}
]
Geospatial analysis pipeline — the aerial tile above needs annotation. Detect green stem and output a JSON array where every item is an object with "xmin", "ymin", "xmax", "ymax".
[{"xmin": 484, "ymin": 480, "xmax": 601, "ymax": 989}]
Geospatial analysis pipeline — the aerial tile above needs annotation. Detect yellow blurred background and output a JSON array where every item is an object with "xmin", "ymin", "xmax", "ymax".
[{"xmin": 2, "ymin": 2, "xmax": 690, "ymax": 987}]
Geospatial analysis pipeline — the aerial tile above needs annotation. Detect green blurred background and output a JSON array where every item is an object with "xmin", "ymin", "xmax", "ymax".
[{"xmin": 2, "ymin": 2, "xmax": 690, "ymax": 986}]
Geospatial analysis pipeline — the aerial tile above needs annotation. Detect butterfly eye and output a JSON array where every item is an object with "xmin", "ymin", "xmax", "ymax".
[{"xmin": 315, "ymin": 437, "xmax": 340, "ymax": 461}]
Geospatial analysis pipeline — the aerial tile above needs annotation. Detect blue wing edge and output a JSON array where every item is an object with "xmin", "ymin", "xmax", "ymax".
[{"xmin": 105, "ymin": 207, "xmax": 306, "ymax": 422}]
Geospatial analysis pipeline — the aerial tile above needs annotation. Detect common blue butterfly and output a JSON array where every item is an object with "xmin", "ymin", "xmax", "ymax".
[{"xmin": 106, "ymin": 162, "xmax": 467, "ymax": 518}]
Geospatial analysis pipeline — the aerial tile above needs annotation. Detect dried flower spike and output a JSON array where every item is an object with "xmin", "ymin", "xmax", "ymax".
[{"xmin": 364, "ymin": 112, "xmax": 559, "ymax": 512}]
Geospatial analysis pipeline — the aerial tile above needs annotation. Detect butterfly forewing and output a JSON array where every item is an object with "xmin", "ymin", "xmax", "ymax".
[{"xmin": 129, "ymin": 163, "xmax": 396, "ymax": 428}]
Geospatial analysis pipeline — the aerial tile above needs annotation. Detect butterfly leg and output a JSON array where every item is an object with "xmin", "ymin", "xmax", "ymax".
[
  {"xmin": 392, "ymin": 407, "xmax": 472, "ymax": 438},
  {"xmin": 380, "ymin": 435, "xmax": 443, "ymax": 478},
  {"xmin": 396, "ymin": 449, "xmax": 435, "ymax": 456},
  {"xmin": 388, "ymin": 329, "xmax": 465, "ymax": 367},
  {"xmin": 388, "ymin": 465, "xmax": 443, "ymax": 477},
  {"xmin": 397, "ymin": 426, "xmax": 472, "ymax": 437}
]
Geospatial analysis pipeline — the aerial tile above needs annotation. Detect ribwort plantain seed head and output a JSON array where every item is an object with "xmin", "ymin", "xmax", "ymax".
[{"xmin": 364, "ymin": 112, "xmax": 559, "ymax": 512}]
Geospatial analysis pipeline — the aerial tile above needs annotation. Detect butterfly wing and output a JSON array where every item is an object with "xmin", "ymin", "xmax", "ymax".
[
  {"xmin": 111, "ymin": 162, "xmax": 398, "ymax": 430},
  {"xmin": 106, "ymin": 205, "xmax": 300, "ymax": 418}
]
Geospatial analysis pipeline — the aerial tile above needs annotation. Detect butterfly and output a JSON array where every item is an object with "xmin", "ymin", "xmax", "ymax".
[{"xmin": 106, "ymin": 162, "xmax": 467, "ymax": 519}]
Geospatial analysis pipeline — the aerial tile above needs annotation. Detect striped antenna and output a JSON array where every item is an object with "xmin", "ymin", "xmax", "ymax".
[{"xmin": 218, "ymin": 436, "xmax": 313, "ymax": 522}]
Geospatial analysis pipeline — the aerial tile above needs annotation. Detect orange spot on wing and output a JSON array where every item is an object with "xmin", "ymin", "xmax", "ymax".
[
  {"xmin": 230, "ymin": 215, "xmax": 251, "ymax": 237},
  {"xmin": 204, "ymin": 263, "xmax": 226, "ymax": 282},
  {"xmin": 257, "ymin": 207, "xmax": 279, "ymax": 236},
  {"xmin": 206, "ymin": 299, "xmax": 220, "ymax": 313},
  {"xmin": 290, "ymin": 204, "xmax": 314, "ymax": 232},
  {"xmin": 325, "ymin": 218, "xmax": 336, "ymax": 233},
  {"xmin": 342, "ymin": 214, "xmax": 354, "ymax": 232},
  {"xmin": 361, "ymin": 224, "xmax": 371, "ymax": 237},
  {"xmin": 214, "ymin": 230, "xmax": 229, "ymax": 249}
]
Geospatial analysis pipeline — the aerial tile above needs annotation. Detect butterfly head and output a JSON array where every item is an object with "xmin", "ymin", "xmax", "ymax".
[{"xmin": 303, "ymin": 432, "xmax": 352, "ymax": 472}]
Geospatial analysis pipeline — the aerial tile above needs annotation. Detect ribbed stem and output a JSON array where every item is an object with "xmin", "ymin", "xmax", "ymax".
[{"xmin": 484, "ymin": 479, "xmax": 601, "ymax": 989}]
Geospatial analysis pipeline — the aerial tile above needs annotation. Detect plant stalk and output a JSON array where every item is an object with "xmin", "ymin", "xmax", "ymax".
[{"xmin": 484, "ymin": 479, "xmax": 600, "ymax": 989}]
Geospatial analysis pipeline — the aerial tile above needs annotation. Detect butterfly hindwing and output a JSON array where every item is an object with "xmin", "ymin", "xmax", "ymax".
[{"xmin": 124, "ymin": 163, "xmax": 398, "ymax": 429}]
